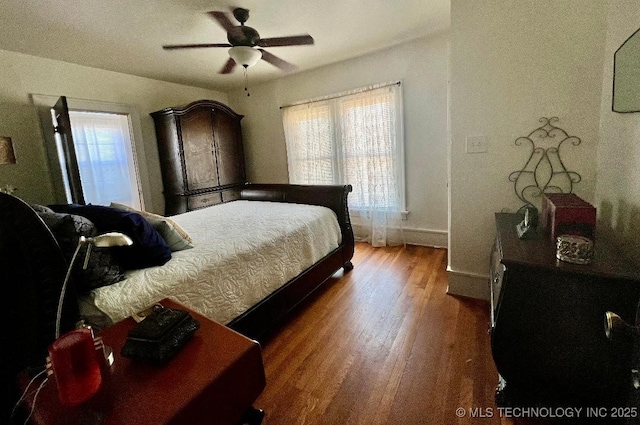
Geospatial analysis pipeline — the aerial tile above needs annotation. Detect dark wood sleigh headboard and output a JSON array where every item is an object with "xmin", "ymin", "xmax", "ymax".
[{"xmin": 239, "ymin": 183, "xmax": 354, "ymax": 268}]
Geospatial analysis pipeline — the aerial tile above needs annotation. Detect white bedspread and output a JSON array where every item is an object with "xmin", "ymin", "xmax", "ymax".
[{"xmin": 86, "ymin": 200, "xmax": 342, "ymax": 324}]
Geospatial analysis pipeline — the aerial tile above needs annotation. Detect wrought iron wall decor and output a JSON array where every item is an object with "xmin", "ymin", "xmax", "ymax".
[{"xmin": 508, "ymin": 117, "xmax": 581, "ymax": 210}]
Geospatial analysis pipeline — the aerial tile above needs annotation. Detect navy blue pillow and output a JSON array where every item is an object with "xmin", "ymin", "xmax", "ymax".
[{"xmin": 49, "ymin": 204, "xmax": 171, "ymax": 270}]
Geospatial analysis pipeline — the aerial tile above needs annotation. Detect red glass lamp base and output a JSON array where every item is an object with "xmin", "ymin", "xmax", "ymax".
[{"xmin": 48, "ymin": 328, "xmax": 102, "ymax": 406}]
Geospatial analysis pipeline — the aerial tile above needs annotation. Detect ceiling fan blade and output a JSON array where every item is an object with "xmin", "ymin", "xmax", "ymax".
[
  {"xmin": 258, "ymin": 35, "xmax": 314, "ymax": 48},
  {"xmin": 259, "ymin": 49, "xmax": 297, "ymax": 72},
  {"xmin": 163, "ymin": 43, "xmax": 231, "ymax": 50},
  {"xmin": 208, "ymin": 11, "xmax": 237, "ymax": 33},
  {"xmin": 219, "ymin": 58, "xmax": 237, "ymax": 74}
]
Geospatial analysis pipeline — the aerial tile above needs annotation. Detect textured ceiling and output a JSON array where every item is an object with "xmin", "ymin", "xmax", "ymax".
[{"xmin": 0, "ymin": 0, "xmax": 450, "ymax": 91}]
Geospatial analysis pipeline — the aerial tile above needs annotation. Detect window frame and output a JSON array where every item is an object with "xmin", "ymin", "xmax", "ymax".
[
  {"xmin": 282, "ymin": 82, "xmax": 407, "ymax": 217},
  {"xmin": 31, "ymin": 94, "xmax": 150, "ymax": 209},
  {"xmin": 67, "ymin": 110, "xmax": 142, "ymax": 208}
]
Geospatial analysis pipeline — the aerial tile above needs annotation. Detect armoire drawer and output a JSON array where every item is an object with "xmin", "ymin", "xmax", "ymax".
[{"xmin": 187, "ymin": 192, "xmax": 222, "ymax": 210}]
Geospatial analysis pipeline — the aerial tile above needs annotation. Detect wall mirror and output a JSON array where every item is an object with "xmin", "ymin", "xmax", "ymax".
[{"xmin": 613, "ymin": 27, "xmax": 640, "ymax": 113}]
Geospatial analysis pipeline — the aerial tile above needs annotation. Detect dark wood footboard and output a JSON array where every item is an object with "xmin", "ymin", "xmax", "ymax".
[{"xmin": 228, "ymin": 184, "xmax": 355, "ymax": 340}]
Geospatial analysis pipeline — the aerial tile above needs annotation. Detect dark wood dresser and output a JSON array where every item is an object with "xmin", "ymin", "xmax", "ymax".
[
  {"xmin": 151, "ymin": 100, "xmax": 246, "ymax": 216},
  {"xmin": 490, "ymin": 213, "xmax": 640, "ymax": 407}
]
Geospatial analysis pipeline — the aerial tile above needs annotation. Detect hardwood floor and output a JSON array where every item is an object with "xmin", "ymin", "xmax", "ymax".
[{"xmin": 255, "ymin": 243, "xmax": 516, "ymax": 424}]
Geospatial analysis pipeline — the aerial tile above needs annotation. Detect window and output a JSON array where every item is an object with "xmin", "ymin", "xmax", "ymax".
[
  {"xmin": 66, "ymin": 111, "xmax": 141, "ymax": 208},
  {"xmin": 284, "ymin": 102, "xmax": 335, "ymax": 185},
  {"xmin": 31, "ymin": 94, "xmax": 149, "ymax": 209},
  {"xmin": 282, "ymin": 82, "xmax": 405, "ymax": 246}
]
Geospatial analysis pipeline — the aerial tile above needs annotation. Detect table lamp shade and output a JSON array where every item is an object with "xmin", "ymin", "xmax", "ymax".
[{"xmin": 0, "ymin": 137, "xmax": 16, "ymax": 165}]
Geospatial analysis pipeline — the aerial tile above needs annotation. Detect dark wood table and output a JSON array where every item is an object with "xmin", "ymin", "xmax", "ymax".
[{"xmin": 20, "ymin": 299, "xmax": 266, "ymax": 424}]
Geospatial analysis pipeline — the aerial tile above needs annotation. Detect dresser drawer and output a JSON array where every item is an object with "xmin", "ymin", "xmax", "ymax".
[{"xmin": 187, "ymin": 192, "xmax": 222, "ymax": 210}]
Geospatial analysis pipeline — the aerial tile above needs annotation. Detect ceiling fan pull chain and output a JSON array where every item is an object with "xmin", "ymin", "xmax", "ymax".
[{"xmin": 244, "ymin": 66, "xmax": 250, "ymax": 97}]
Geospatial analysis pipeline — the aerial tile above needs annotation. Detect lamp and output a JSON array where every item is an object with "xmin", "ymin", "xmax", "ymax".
[
  {"xmin": 228, "ymin": 46, "xmax": 262, "ymax": 68},
  {"xmin": 55, "ymin": 232, "xmax": 133, "ymax": 338},
  {"xmin": 0, "ymin": 136, "xmax": 16, "ymax": 165},
  {"xmin": 49, "ymin": 232, "xmax": 132, "ymax": 406}
]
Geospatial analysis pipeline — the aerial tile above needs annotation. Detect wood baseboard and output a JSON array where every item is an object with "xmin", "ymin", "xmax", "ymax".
[{"xmin": 446, "ymin": 266, "xmax": 490, "ymax": 300}]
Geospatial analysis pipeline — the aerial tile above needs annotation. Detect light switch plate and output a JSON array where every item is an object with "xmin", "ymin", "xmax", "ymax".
[{"xmin": 466, "ymin": 135, "xmax": 488, "ymax": 154}]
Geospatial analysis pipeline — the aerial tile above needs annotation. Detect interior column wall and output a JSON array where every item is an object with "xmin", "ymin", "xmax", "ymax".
[{"xmin": 448, "ymin": 0, "xmax": 608, "ymax": 298}]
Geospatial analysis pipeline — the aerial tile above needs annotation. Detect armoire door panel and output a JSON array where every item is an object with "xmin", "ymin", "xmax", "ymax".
[
  {"xmin": 179, "ymin": 109, "xmax": 219, "ymax": 191},
  {"xmin": 213, "ymin": 112, "xmax": 245, "ymax": 187}
]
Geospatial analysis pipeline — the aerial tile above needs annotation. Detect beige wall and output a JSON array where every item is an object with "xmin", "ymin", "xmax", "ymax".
[
  {"xmin": 3, "ymin": 2, "xmax": 632, "ymax": 298},
  {"xmin": 596, "ymin": 0, "xmax": 640, "ymax": 267},
  {"xmin": 0, "ymin": 49, "xmax": 226, "ymax": 213},
  {"xmin": 228, "ymin": 34, "xmax": 450, "ymax": 247},
  {"xmin": 448, "ymin": 0, "xmax": 608, "ymax": 298}
]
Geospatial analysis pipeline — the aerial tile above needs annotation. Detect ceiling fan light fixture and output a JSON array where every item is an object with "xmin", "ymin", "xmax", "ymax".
[{"xmin": 228, "ymin": 46, "xmax": 262, "ymax": 68}]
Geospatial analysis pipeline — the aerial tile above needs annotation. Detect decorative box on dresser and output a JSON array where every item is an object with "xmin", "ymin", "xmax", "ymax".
[
  {"xmin": 490, "ymin": 213, "xmax": 640, "ymax": 408},
  {"xmin": 151, "ymin": 100, "xmax": 246, "ymax": 216}
]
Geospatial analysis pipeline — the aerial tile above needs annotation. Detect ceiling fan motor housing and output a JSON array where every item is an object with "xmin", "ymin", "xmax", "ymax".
[
  {"xmin": 228, "ymin": 26, "xmax": 260, "ymax": 47},
  {"xmin": 232, "ymin": 8, "xmax": 250, "ymax": 24}
]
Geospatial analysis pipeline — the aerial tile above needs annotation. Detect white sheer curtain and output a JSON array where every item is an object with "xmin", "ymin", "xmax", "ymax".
[
  {"xmin": 283, "ymin": 101, "xmax": 335, "ymax": 185},
  {"xmin": 283, "ymin": 82, "xmax": 405, "ymax": 247},
  {"xmin": 68, "ymin": 111, "xmax": 141, "ymax": 208}
]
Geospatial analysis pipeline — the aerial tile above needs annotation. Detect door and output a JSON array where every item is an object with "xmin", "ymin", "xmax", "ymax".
[{"xmin": 53, "ymin": 96, "xmax": 85, "ymax": 204}]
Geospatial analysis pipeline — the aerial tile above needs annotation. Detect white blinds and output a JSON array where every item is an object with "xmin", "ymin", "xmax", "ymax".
[{"xmin": 283, "ymin": 83, "xmax": 405, "ymax": 247}]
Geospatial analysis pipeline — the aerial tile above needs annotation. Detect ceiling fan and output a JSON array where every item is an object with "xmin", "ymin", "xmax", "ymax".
[{"xmin": 163, "ymin": 7, "xmax": 314, "ymax": 74}]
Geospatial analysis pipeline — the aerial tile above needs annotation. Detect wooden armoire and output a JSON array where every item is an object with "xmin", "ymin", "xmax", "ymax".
[{"xmin": 151, "ymin": 100, "xmax": 246, "ymax": 216}]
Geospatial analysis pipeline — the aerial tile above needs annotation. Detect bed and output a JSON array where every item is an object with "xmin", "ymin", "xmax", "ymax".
[
  {"xmin": 82, "ymin": 195, "xmax": 348, "ymax": 329},
  {"xmin": 0, "ymin": 183, "xmax": 354, "ymax": 419}
]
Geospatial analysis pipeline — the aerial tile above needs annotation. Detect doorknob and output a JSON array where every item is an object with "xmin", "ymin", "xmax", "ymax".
[
  {"xmin": 605, "ymin": 311, "xmax": 640, "ymax": 391},
  {"xmin": 604, "ymin": 311, "xmax": 635, "ymax": 341}
]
